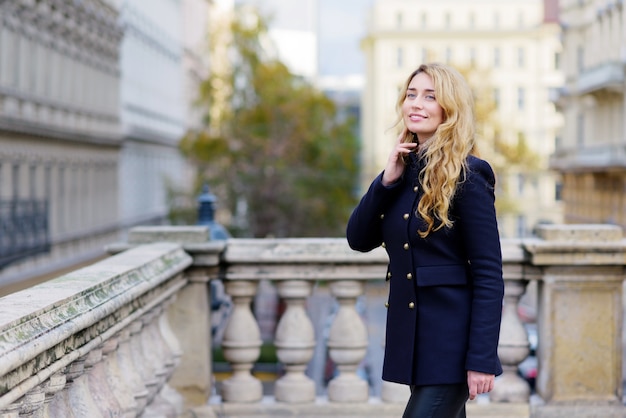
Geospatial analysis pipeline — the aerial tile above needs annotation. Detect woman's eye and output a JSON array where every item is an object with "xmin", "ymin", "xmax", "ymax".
[
  {"xmin": 407, "ymin": 93, "xmax": 416, "ymax": 99},
  {"xmin": 426, "ymin": 95, "xmax": 436, "ymax": 100}
]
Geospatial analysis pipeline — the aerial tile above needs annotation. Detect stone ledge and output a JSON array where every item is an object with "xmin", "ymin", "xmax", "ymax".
[
  {"xmin": 535, "ymin": 224, "xmax": 623, "ymax": 242},
  {"xmin": 531, "ymin": 403, "xmax": 626, "ymax": 418},
  {"xmin": 186, "ymin": 398, "xmax": 530, "ymax": 418}
]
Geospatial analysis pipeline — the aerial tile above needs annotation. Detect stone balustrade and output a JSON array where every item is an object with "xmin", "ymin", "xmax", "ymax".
[{"xmin": 0, "ymin": 224, "xmax": 625, "ymax": 418}]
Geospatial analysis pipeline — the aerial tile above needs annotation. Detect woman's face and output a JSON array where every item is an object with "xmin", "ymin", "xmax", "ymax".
[{"xmin": 402, "ymin": 72, "xmax": 444, "ymax": 143}]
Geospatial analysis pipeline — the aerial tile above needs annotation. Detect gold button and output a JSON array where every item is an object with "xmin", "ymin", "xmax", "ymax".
[
  {"xmin": 387, "ymin": 272, "xmax": 392, "ymax": 279},
  {"xmin": 408, "ymin": 302, "xmax": 415, "ymax": 309},
  {"xmin": 380, "ymin": 213, "xmax": 385, "ymax": 219},
  {"xmin": 382, "ymin": 242, "xmax": 386, "ymax": 248},
  {"xmin": 413, "ymin": 186, "xmax": 418, "ymax": 192},
  {"xmin": 406, "ymin": 273, "xmax": 412, "ymax": 280},
  {"xmin": 385, "ymin": 302, "xmax": 389, "ymax": 308},
  {"xmin": 403, "ymin": 213, "xmax": 409, "ymax": 220},
  {"xmin": 403, "ymin": 243, "xmax": 409, "ymax": 250}
]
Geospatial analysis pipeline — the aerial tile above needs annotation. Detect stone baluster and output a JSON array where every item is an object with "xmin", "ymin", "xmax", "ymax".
[
  {"xmin": 158, "ymin": 295, "xmax": 184, "ymax": 375},
  {"xmin": 165, "ymin": 265, "xmax": 213, "ymax": 405},
  {"xmin": 0, "ymin": 405, "xmax": 20, "ymax": 418},
  {"xmin": 128, "ymin": 319, "xmax": 160, "ymax": 403},
  {"xmin": 141, "ymin": 308, "xmax": 171, "ymax": 386},
  {"xmin": 490, "ymin": 277, "xmax": 531, "ymax": 402},
  {"xmin": 327, "ymin": 280, "xmax": 369, "ymax": 402},
  {"xmin": 48, "ymin": 357, "xmax": 104, "ymax": 418},
  {"xmin": 100, "ymin": 337, "xmax": 137, "ymax": 417},
  {"xmin": 274, "ymin": 280, "xmax": 316, "ymax": 403},
  {"xmin": 18, "ymin": 387, "xmax": 45, "ymax": 417},
  {"xmin": 142, "ymin": 306, "xmax": 184, "ymax": 418},
  {"xmin": 220, "ymin": 280, "xmax": 263, "ymax": 403},
  {"xmin": 40, "ymin": 373, "xmax": 67, "ymax": 417},
  {"xmin": 45, "ymin": 365, "xmax": 75, "ymax": 417},
  {"xmin": 85, "ymin": 348, "xmax": 123, "ymax": 415},
  {"xmin": 117, "ymin": 325, "xmax": 150, "ymax": 413}
]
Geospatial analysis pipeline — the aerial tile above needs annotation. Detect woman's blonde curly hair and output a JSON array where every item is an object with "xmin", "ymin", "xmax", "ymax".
[{"xmin": 395, "ymin": 63, "xmax": 478, "ymax": 238}]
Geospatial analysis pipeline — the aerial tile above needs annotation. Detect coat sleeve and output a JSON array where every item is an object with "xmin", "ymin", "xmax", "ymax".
[
  {"xmin": 346, "ymin": 172, "xmax": 403, "ymax": 252},
  {"xmin": 454, "ymin": 158, "xmax": 504, "ymax": 375}
]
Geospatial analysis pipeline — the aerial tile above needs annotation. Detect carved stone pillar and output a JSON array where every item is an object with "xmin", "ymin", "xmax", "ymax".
[
  {"xmin": 327, "ymin": 280, "xmax": 369, "ymax": 402},
  {"xmin": 274, "ymin": 280, "xmax": 316, "ymax": 403},
  {"xmin": 525, "ymin": 224, "xmax": 626, "ymax": 417},
  {"xmin": 220, "ymin": 280, "xmax": 263, "ymax": 403},
  {"xmin": 490, "ymin": 277, "xmax": 531, "ymax": 402}
]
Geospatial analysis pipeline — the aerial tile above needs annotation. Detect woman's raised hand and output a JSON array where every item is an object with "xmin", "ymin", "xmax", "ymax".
[{"xmin": 381, "ymin": 130, "xmax": 417, "ymax": 186}]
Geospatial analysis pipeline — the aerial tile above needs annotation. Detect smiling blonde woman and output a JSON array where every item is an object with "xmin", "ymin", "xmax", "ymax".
[{"xmin": 347, "ymin": 63, "xmax": 504, "ymax": 418}]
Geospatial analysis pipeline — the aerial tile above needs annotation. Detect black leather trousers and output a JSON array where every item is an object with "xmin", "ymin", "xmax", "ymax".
[{"xmin": 402, "ymin": 384, "xmax": 469, "ymax": 418}]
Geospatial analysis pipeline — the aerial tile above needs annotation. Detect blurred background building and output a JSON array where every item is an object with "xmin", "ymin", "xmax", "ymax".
[
  {"xmin": 0, "ymin": 0, "xmax": 209, "ymax": 291},
  {"xmin": 3, "ymin": 0, "xmax": 626, "ymax": 287},
  {"xmin": 552, "ymin": 0, "xmax": 626, "ymax": 228},
  {"xmin": 361, "ymin": 0, "xmax": 564, "ymax": 238}
]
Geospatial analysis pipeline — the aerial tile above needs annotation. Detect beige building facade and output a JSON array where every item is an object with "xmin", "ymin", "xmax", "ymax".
[
  {"xmin": 361, "ymin": 0, "xmax": 564, "ymax": 238},
  {"xmin": 552, "ymin": 0, "xmax": 626, "ymax": 229}
]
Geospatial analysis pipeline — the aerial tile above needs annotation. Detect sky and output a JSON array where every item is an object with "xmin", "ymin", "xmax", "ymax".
[
  {"xmin": 317, "ymin": 0, "xmax": 374, "ymax": 76},
  {"xmin": 237, "ymin": 0, "xmax": 375, "ymax": 77}
]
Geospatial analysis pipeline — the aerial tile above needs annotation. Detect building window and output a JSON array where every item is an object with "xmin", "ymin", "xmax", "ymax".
[
  {"xmin": 576, "ymin": 114, "xmax": 585, "ymax": 146},
  {"xmin": 11, "ymin": 163, "xmax": 19, "ymax": 199},
  {"xmin": 397, "ymin": 47, "xmax": 403, "ymax": 68},
  {"xmin": 396, "ymin": 12, "xmax": 403, "ymax": 28},
  {"xmin": 29, "ymin": 165, "xmax": 36, "ymax": 197},
  {"xmin": 577, "ymin": 45, "xmax": 584, "ymax": 72},
  {"xmin": 445, "ymin": 47, "xmax": 452, "ymax": 63},
  {"xmin": 493, "ymin": 12, "xmax": 500, "ymax": 29},
  {"xmin": 493, "ymin": 47, "xmax": 501, "ymax": 68},
  {"xmin": 517, "ymin": 12, "xmax": 524, "ymax": 28},
  {"xmin": 420, "ymin": 12, "xmax": 427, "ymax": 29},
  {"xmin": 445, "ymin": 12, "xmax": 451, "ymax": 29},
  {"xmin": 517, "ymin": 87, "xmax": 525, "ymax": 110},
  {"xmin": 469, "ymin": 12, "xmax": 475, "ymax": 29},
  {"xmin": 554, "ymin": 52, "xmax": 561, "ymax": 70},
  {"xmin": 469, "ymin": 47, "xmax": 476, "ymax": 67},
  {"xmin": 421, "ymin": 47, "xmax": 428, "ymax": 64},
  {"xmin": 518, "ymin": 47, "xmax": 525, "ymax": 68},
  {"xmin": 517, "ymin": 173, "xmax": 525, "ymax": 195},
  {"xmin": 555, "ymin": 182, "xmax": 563, "ymax": 201},
  {"xmin": 516, "ymin": 215, "xmax": 526, "ymax": 237},
  {"xmin": 493, "ymin": 88, "xmax": 500, "ymax": 108}
]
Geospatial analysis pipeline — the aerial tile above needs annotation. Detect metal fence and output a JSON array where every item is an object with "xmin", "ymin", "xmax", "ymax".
[{"xmin": 0, "ymin": 199, "xmax": 50, "ymax": 269}]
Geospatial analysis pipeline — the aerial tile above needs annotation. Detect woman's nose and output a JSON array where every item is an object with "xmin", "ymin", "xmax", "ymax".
[{"xmin": 411, "ymin": 98, "xmax": 423, "ymax": 109}]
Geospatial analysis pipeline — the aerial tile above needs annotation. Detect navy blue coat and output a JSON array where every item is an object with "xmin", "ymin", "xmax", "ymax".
[{"xmin": 346, "ymin": 153, "xmax": 504, "ymax": 386}]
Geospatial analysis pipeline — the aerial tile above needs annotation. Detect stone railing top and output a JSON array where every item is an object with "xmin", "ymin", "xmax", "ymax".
[
  {"xmin": 128, "ymin": 225, "xmax": 211, "ymax": 244},
  {"xmin": 0, "ymin": 242, "xmax": 192, "ymax": 381},
  {"xmin": 534, "ymin": 224, "xmax": 623, "ymax": 242},
  {"xmin": 222, "ymin": 237, "xmax": 389, "ymax": 264},
  {"xmin": 501, "ymin": 238, "xmax": 526, "ymax": 262},
  {"xmin": 523, "ymin": 224, "xmax": 626, "ymax": 266},
  {"xmin": 106, "ymin": 226, "xmax": 226, "ymax": 267}
]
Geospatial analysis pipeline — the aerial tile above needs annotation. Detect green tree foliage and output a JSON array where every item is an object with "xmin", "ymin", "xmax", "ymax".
[{"xmin": 180, "ymin": 7, "xmax": 360, "ymax": 238}]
